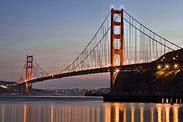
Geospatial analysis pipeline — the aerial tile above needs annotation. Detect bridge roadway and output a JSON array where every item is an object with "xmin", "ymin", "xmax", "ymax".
[
  {"xmin": 16, "ymin": 62, "xmax": 156, "ymax": 85},
  {"xmin": 15, "ymin": 48, "xmax": 183, "ymax": 86}
]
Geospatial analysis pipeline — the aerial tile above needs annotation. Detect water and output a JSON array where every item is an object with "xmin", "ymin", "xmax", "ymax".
[{"xmin": 0, "ymin": 96, "xmax": 182, "ymax": 122}]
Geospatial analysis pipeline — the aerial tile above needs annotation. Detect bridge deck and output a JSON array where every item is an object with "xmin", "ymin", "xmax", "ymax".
[
  {"xmin": 16, "ymin": 48, "xmax": 183, "ymax": 86},
  {"xmin": 16, "ymin": 62, "xmax": 155, "ymax": 85}
]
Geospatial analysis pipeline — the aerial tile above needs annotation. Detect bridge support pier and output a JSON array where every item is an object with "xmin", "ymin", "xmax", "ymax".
[
  {"xmin": 25, "ymin": 82, "xmax": 32, "ymax": 95},
  {"xmin": 110, "ymin": 71, "xmax": 118, "ymax": 88},
  {"xmin": 110, "ymin": 8, "xmax": 124, "ymax": 88}
]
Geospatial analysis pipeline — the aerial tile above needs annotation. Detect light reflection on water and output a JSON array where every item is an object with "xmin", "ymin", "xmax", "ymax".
[{"xmin": 0, "ymin": 101, "xmax": 182, "ymax": 122}]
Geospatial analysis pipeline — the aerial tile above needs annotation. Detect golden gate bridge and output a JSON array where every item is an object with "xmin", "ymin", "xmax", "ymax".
[{"xmin": 6, "ymin": 8, "xmax": 182, "ymax": 95}]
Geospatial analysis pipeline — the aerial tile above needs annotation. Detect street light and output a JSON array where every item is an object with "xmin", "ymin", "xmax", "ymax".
[
  {"xmin": 165, "ymin": 64, "xmax": 169, "ymax": 68},
  {"xmin": 115, "ymin": 69, "xmax": 120, "ymax": 73},
  {"xmin": 174, "ymin": 64, "xmax": 178, "ymax": 68},
  {"xmin": 157, "ymin": 65, "xmax": 161, "ymax": 69}
]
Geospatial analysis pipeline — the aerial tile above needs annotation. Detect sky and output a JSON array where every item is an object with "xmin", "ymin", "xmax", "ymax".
[{"xmin": 0, "ymin": 0, "xmax": 183, "ymax": 89}]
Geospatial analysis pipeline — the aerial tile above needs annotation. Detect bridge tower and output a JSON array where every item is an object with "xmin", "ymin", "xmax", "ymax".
[
  {"xmin": 110, "ymin": 8, "xmax": 124, "ymax": 88},
  {"xmin": 25, "ymin": 55, "xmax": 33, "ymax": 95}
]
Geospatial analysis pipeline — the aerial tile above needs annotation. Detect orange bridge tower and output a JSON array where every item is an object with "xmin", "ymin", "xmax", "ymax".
[
  {"xmin": 25, "ymin": 55, "xmax": 33, "ymax": 95},
  {"xmin": 110, "ymin": 8, "xmax": 124, "ymax": 88}
]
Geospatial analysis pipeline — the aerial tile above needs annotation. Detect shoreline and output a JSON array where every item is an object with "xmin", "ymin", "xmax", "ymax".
[
  {"xmin": 103, "ymin": 96, "xmax": 183, "ymax": 104},
  {"xmin": 0, "ymin": 95, "xmax": 103, "ymax": 102}
]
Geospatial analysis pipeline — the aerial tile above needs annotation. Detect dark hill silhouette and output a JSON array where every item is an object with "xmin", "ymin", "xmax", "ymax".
[{"xmin": 110, "ymin": 49, "xmax": 183, "ymax": 97}]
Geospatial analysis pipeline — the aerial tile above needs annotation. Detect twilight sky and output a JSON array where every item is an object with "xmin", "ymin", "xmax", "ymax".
[{"xmin": 0, "ymin": 0, "xmax": 183, "ymax": 89}]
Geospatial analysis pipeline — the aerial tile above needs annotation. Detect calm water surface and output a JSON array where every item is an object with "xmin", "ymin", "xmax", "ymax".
[{"xmin": 0, "ymin": 96, "xmax": 182, "ymax": 122}]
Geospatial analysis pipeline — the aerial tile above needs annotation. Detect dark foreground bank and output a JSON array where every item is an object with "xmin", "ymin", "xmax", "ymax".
[
  {"xmin": 103, "ymin": 96, "xmax": 183, "ymax": 104},
  {"xmin": 103, "ymin": 49, "xmax": 183, "ymax": 104}
]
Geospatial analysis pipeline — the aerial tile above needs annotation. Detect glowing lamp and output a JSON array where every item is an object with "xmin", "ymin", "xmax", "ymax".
[
  {"xmin": 165, "ymin": 65, "xmax": 169, "ymax": 68},
  {"xmin": 174, "ymin": 64, "xmax": 178, "ymax": 68},
  {"xmin": 157, "ymin": 65, "xmax": 161, "ymax": 69},
  {"xmin": 115, "ymin": 69, "xmax": 120, "ymax": 73},
  {"xmin": 110, "ymin": 5, "xmax": 114, "ymax": 9}
]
